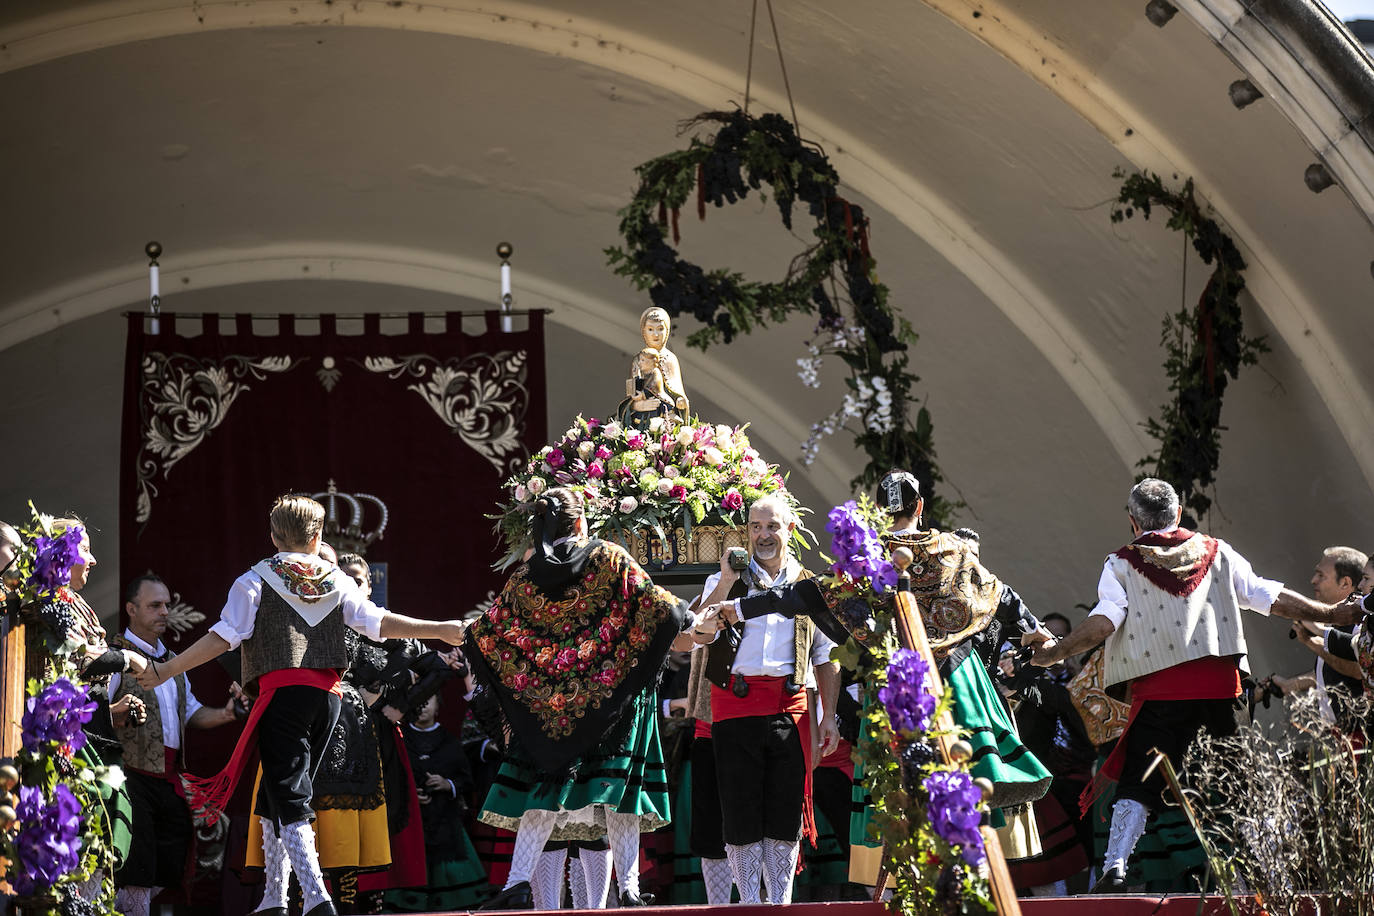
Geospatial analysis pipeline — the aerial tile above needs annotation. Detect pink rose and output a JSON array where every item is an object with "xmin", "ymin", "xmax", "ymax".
[
  {"xmin": 586, "ymin": 417, "xmax": 600, "ymax": 429},
  {"xmin": 557, "ymin": 647, "xmax": 578, "ymax": 668},
  {"xmin": 669, "ymin": 484, "xmax": 688, "ymax": 502},
  {"xmin": 509, "ymin": 672, "xmax": 529, "ymax": 690},
  {"xmin": 721, "ymin": 489, "xmax": 744, "ymax": 511},
  {"xmin": 547, "ymin": 449, "xmax": 566, "ymax": 468},
  {"xmin": 587, "ymin": 461, "xmax": 606, "ymax": 478},
  {"xmin": 595, "ymin": 445, "xmax": 612, "ymax": 460},
  {"xmin": 626, "ymin": 432, "xmax": 647, "ymax": 449}
]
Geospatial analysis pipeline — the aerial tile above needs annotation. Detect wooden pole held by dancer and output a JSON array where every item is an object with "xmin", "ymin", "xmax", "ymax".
[{"xmin": 873, "ymin": 547, "xmax": 1023, "ymax": 916}]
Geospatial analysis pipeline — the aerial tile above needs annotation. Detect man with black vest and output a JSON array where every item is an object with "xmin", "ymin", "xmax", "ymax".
[
  {"xmin": 137, "ymin": 495, "xmax": 467, "ymax": 916},
  {"xmin": 690, "ymin": 494, "xmax": 841, "ymax": 905},
  {"xmin": 1031, "ymin": 478, "xmax": 1364, "ymax": 890},
  {"xmin": 110, "ymin": 573, "xmax": 243, "ymax": 916}
]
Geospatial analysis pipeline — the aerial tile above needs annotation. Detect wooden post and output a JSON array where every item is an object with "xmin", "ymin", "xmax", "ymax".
[
  {"xmin": 1, "ymin": 603, "xmax": 25, "ymax": 758},
  {"xmin": 878, "ymin": 552, "xmax": 1023, "ymax": 916}
]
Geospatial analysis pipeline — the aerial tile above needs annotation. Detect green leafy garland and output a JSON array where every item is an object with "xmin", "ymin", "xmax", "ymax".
[
  {"xmin": 1111, "ymin": 170, "xmax": 1268, "ymax": 519},
  {"xmin": 605, "ymin": 109, "xmax": 953, "ymax": 521}
]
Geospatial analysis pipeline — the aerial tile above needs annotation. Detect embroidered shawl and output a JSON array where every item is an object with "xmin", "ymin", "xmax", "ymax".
[
  {"xmin": 250, "ymin": 552, "xmax": 345, "ymax": 625},
  {"xmin": 1066, "ymin": 648, "xmax": 1131, "ymax": 747},
  {"xmin": 884, "ymin": 529, "xmax": 1003, "ymax": 657},
  {"xmin": 462, "ymin": 539, "xmax": 688, "ymax": 775},
  {"xmin": 1111, "ymin": 528, "xmax": 1219, "ymax": 598}
]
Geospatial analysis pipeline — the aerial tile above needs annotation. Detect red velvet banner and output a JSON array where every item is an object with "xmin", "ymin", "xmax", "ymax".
[{"xmin": 118, "ymin": 309, "xmax": 546, "ymax": 768}]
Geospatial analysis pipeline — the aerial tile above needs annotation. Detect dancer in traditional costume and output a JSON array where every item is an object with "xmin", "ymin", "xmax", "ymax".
[
  {"xmin": 463, "ymin": 486, "xmax": 690, "ymax": 910},
  {"xmin": 136, "ymin": 495, "xmax": 466, "ymax": 916},
  {"xmin": 875, "ymin": 472, "xmax": 1053, "ymax": 848},
  {"xmin": 1030, "ymin": 478, "xmax": 1363, "ymax": 890}
]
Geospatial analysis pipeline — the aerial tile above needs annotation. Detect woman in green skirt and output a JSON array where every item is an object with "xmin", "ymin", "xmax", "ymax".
[
  {"xmin": 874, "ymin": 473, "xmax": 1053, "ymax": 846},
  {"xmin": 463, "ymin": 487, "xmax": 689, "ymax": 909}
]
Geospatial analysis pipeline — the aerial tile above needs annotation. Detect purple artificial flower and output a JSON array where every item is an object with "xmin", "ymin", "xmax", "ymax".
[
  {"xmin": 825, "ymin": 502, "xmax": 897, "ymax": 593},
  {"xmin": 923, "ymin": 770, "xmax": 986, "ymax": 865},
  {"xmin": 547, "ymin": 449, "xmax": 566, "ymax": 469},
  {"xmin": 22, "ymin": 677, "xmax": 96, "ymax": 755},
  {"xmin": 878, "ymin": 649, "xmax": 937, "ymax": 736},
  {"xmin": 11, "ymin": 783, "xmax": 84, "ymax": 895},
  {"xmin": 26, "ymin": 525, "xmax": 85, "ymax": 595}
]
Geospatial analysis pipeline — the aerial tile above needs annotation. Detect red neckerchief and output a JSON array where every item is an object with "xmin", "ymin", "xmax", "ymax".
[{"xmin": 1112, "ymin": 528, "xmax": 1219, "ymax": 598}]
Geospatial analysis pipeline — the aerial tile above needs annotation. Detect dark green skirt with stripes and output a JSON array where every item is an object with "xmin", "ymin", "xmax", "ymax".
[
  {"xmin": 383, "ymin": 830, "xmax": 494, "ymax": 912},
  {"xmin": 479, "ymin": 686, "xmax": 671, "ymax": 842},
  {"xmin": 850, "ymin": 654, "xmax": 1051, "ymax": 845}
]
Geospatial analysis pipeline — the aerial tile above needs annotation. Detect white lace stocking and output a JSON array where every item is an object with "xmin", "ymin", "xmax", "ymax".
[
  {"xmin": 532, "ymin": 848, "xmax": 567, "ymax": 910},
  {"xmin": 507, "ymin": 809, "xmax": 558, "ymax": 889},
  {"xmin": 280, "ymin": 819, "xmax": 329, "ymax": 913},
  {"xmin": 724, "ymin": 842, "xmax": 764, "ymax": 904},
  {"xmin": 605, "ymin": 810, "xmax": 642, "ymax": 897},
  {"xmin": 579, "ymin": 846, "xmax": 613, "ymax": 909},
  {"xmin": 761, "ymin": 837, "xmax": 799, "ymax": 904},
  {"xmin": 701, "ymin": 856, "xmax": 735, "ymax": 905},
  {"xmin": 256, "ymin": 823, "xmax": 290, "ymax": 912}
]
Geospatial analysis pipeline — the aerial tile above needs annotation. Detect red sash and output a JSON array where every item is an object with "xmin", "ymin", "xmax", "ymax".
[
  {"xmin": 181, "ymin": 667, "xmax": 341, "ymax": 824},
  {"xmin": 710, "ymin": 676, "xmax": 817, "ymax": 847},
  {"xmin": 129, "ymin": 748, "xmax": 186, "ymax": 799}
]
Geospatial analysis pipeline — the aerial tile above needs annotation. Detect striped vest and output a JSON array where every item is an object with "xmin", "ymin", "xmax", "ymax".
[{"xmin": 1102, "ymin": 545, "xmax": 1250, "ymax": 688}]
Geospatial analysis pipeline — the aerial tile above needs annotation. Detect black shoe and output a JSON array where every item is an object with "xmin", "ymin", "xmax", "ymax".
[
  {"xmin": 620, "ymin": 890, "xmax": 655, "ymax": 906},
  {"xmin": 479, "ymin": 881, "xmax": 534, "ymax": 910},
  {"xmin": 252, "ymin": 910, "xmax": 287, "ymax": 916},
  {"xmin": 1090, "ymin": 864, "xmax": 1127, "ymax": 893},
  {"xmin": 304, "ymin": 902, "xmax": 339, "ymax": 916}
]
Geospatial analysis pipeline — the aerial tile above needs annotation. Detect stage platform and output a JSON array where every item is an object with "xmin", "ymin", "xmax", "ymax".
[{"xmin": 404, "ymin": 896, "xmax": 1250, "ymax": 916}]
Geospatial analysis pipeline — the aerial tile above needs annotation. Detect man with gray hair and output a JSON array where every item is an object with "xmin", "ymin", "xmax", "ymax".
[
  {"xmin": 1031, "ymin": 478, "xmax": 1365, "ymax": 890},
  {"xmin": 689, "ymin": 494, "xmax": 841, "ymax": 905}
]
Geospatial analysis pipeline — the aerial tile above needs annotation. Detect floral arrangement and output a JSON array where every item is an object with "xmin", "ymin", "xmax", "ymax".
[
  {"xmin": 820, "ymin": 498, "xmax": 992, "ymax": 915},
  {"xmin": 493, "ymin": 413, "xmax": 805, "ymax": 566},
  {"xmin": 1, "ymin": 505, "xmax": 123, "ymax": 915},
  {"xmin": 605, "ymin": 109, "xmax": 954, "ymax": 522},
  {"xmin": 1111, "ymin": 170, "xmax": 1267, "ymax": 520}
]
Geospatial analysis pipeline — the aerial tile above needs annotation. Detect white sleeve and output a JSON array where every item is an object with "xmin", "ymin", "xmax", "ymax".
[
  {"xmin": 698, "ymin": 572, "xmax": 723, "ymax": 607},
  {"xmin": 209, "ymin": 573, "xmax": 264, "ymax": 650},
  {"xmin": 337, "ymin": 578, "xmax": 387, "ymax": 641},
  {"xmin": 1219, "ymin": 541, "xmax": 1283, "ymax": 614},
  {"xmin": 108, "ymin": 672, "xmax": 122, "ymax": 697},
  {"xmin": 1087, "ymin": 559, "xmax": 1129, "ymax": 629},
  {"xmin": 183, "ymin": 681, "xmax": 205, "ymax": 720}
]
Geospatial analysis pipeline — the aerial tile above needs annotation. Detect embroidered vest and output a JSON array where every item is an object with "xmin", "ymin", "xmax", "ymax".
[
  {"xmin": 240, "ymin": 584, "xmax": 348, "ymax": 688},
  {"xmin": 1101, "ymin": 546, "xmax": 1249, "ymax": 688},
  {"xmin": 109, "ymin": 634, "xmax": 189, "ymax": 774},
  {"xmin": 703, "ymin": 569, "xmax": 817, "ymax": 691}
]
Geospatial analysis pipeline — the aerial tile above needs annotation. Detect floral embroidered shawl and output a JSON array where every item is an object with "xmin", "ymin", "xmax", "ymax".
[
  {"xmin": 884, "ymin": 529, "xmax": 1003, "ymax": 657},
  {"xmin": 463, "ymin": 539, "xmax": 688, "ymax": 775},
  {"xmin": 250, "ymin": 552, "xmax": 345, "ymax": 626}
]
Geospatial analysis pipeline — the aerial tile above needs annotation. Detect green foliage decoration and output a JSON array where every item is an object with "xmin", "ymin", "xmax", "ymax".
[{"xmin": 1111, "ymin": 170, "xmax": 1269, "ymax": 519}]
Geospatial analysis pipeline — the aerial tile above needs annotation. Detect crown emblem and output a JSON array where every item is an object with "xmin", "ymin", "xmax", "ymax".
[{"xmin": 314, "ymin": 480, "xmax": 389, "ymax": 557}]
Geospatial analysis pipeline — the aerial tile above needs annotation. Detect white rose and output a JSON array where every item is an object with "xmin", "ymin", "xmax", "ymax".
[
  {"xmin": 656, "ymin": 478, "xmax": 674, "ymax": 495},
  {"xmin": 648, "ymin": 416, "xmax": 666, "ymax": 433},
  {"xmin": 676, "ymin": 426, "xmax": 696, "ymax": 446},
  {"xmin": 715, "ymin": 424, "xmax": 734, "ymax": 444},
  {"xmin": 514, "ymin": 484, "xmax": 528, "ymax": 500},
  {"xmin": 603, "ymin": 421, "xmax": 623, "ymax": 438},
  {"xmin": 565, "ymin": 427, "xmax": 580, "ymax": 441},
  {"xmin": 527, "ymin": 476, "xmax": 546, "ymax": 495},
  {"xmin": 578, "ymin": 441, "xmax": 595, "ymax": 460},
  {"xmin": 703, "ymin": 447, "xmax": 725, "ymax": 467},
  {"xmin": 663, "ymin": 465, "xmax": 680, "ymax": 479},
  {"xmin": 619, "ymin": 496, "xmax": 638, "ymax": 514}
]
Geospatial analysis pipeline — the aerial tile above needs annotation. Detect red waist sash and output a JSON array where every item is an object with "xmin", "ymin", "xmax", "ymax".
[
  {"xmin": 1080, "ymin": 656, "xmax": 1240, "ymax": 816},
  {"xmin": 181, "ymin": 667, "xmax": 342, "ymax": 823},
  {"xmin": 710, "ymin": 676, "xmax": 817, "ymax": 847}
]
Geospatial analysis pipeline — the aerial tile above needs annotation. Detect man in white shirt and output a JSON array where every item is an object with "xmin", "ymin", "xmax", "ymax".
[
  {"xmin": 691, "ymin": 495, "xmax": 841, "ymax": 905},
  {"xmin": 110, "ymin": 573, "xmax": 244, "ymax": 916},
  {"xmin": 1032, "ymin": 478, "xmax": 1363, "ymax": 890},
  {"xmin": 137, "ymin": 495, "xmax": 466, "ymax": 916}
]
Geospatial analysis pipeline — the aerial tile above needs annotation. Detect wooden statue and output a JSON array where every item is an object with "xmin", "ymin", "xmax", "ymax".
[{"xmin": 619, "ymin": 307, "xmax": 690, "ymax": 430}]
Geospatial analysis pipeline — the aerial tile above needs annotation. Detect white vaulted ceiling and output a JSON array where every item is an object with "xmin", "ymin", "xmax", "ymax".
[{"xmin": 2, "ymin": 0, "xmax": 1372, "ymax": 679}]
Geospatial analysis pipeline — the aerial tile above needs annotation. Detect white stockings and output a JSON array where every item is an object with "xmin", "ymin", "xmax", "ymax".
[
  {"xmin": 761, "ymin": 837, "xmax": 799, "ymax": 904},
  {"xmin": 724, "ymin": 842, "xmax": 764, "ymax": 904},
  {"xmin": 605, "ymin": 810, "xmax": 642, "ymax": 898},
  {"xmin": 507, "ymin": 809, "xmax": 558, "ymax": 889},
  {"xmin": 700, "ymin": 856, "xmax": 735, "ymax": 905},
  {"xmin": 1104, "ymin": 798, "xmax": 1150, "ymax": 875}
]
